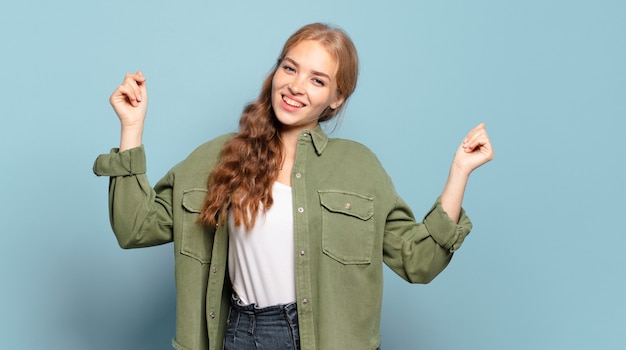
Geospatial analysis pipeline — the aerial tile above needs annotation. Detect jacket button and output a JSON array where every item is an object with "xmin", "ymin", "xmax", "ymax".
[
  {"xmin": 297, "ymin": 207, "xmax": 304, "ymax": 213},
  {"xmin": 209, "ymin": 312, "xmax": 216, "ymax": 319},
  {"xmin": 295, "ymin": 172, "xmax": 302, "ymax": 179},
  {"xmin": 212, "ymin": 267, "xmax": 218, "ymax": 273},
  {"xmin": 300, "ymin": 250, "xmax": 305, "ymax": 256},
  {"xmin": 302, "ymin": 298, "xmax": 308, "ymax": 305}
]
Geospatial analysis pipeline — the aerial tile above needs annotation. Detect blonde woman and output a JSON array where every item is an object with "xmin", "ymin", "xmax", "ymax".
[{"xmin": 94, "ymin": 22, "xmax": 494, "ymax": 350}]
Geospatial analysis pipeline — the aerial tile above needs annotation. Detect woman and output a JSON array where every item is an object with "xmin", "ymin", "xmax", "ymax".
[{"xmin": 94, "ymin": 23, "xmax": 493, "ymax": 350}]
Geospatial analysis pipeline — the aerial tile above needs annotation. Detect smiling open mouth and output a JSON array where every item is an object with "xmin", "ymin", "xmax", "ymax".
[{"xmin": 283, "ymin": 95, "xmax": 304, "ymax": 108}]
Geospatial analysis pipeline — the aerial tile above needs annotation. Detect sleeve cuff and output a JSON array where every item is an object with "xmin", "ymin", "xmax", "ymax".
[
  {"xmin": 423, "ymin": 198, "xmax": 473, "ymax": 252},
  {"xmin": 92, "ymin": 145, "xmax": 147, "ymax": 176}
]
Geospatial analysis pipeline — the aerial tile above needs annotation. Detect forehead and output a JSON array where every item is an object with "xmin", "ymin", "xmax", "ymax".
[{"xmin": 284, "ymin": 40, "xmax": 339, "ymax": 78}]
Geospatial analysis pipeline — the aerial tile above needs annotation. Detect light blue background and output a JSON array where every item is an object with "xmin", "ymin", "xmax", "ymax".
[{"xmin": 1, "ymin": 0, "xmax": 624, "ymax": 349}]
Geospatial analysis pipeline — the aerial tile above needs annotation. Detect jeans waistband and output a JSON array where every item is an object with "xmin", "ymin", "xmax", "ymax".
[{"xmin": 230, "ymin": 294, "xmax": 297, "ymax": 315}]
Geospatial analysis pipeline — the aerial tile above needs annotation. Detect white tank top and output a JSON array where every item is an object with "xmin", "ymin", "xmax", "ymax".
[{"xmin": 227, "ymin": 181, "xmax": 295, "ymax": 308}]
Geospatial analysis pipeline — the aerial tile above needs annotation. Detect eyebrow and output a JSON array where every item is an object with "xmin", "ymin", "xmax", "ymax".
[{"xmin": 284, "ymin": 57, "xmax": 331, "ymax": 80}]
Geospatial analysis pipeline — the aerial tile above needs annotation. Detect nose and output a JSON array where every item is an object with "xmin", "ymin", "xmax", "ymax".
[{"xmin": 288, "ymin": 75, "xmax": 305, "ymax": 95}]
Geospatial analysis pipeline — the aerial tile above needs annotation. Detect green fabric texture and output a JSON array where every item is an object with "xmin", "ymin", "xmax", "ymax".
[{"xmin": 93, "ymin": 126, "xmax": 472, "ymax": 350}]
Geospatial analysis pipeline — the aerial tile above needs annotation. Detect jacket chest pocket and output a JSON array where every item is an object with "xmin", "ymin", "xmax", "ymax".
[
  {"xmin": 181, "ymin": 188, "xmax": 213, "ymax": 264},
  {"xmin": 319, "ymin": 190, "xmax": 374, "ymax": 265}
]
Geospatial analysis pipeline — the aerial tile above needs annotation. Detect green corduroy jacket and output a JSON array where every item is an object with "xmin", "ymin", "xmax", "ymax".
[{"xmin": 93, "ymin": 126, "xmax": 472, "ymax": 350}]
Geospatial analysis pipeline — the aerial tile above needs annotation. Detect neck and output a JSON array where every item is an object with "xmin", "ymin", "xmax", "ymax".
[
  {"xmin": 276, "ymin": 133, "xmax": 297, "ymax": 186},
  {"xmin": 280, "ymin": 130, "xmax": 299, "ymax": 165},
  {"xmin": 277, "ymin": 124, "xmax": 316, "ymax": 185},
  {"xmin": 279, "ymin": 124, "xmax": 316, "ymax": 154}
]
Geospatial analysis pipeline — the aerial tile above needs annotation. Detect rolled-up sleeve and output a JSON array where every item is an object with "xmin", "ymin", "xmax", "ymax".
[
  {"xmin": 93, "ymin": 146, "xmax": 174, "ymax": 248},
  {"xmin": 423, "ymin": 199, "xmax": 472, "ymax": 253},
  {"xmin": 383, "ymin": 197, "xmax": 472, "ymax": 284},
  {"xmin": 93, "ymin": 146, "xmax": 147, "ymax": 176}
]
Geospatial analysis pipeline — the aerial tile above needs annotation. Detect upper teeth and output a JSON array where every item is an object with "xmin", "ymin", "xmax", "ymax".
[{"xmin": 284, "ymin": 96, "xmax": 303, "ymax": 108}]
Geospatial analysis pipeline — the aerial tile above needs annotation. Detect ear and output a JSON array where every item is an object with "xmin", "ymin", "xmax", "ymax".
[{"xmin": 330, "ymin": 96, "xmax": 345, "ymax": 110}]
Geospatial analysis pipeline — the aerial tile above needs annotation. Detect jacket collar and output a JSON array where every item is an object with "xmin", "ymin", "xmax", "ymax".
[{"xmin": 306, "ymin": 124, "xmax": 329, "ymax": 155}]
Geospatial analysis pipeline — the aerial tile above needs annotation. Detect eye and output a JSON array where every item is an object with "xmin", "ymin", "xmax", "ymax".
[
  {"xmin": 312, "ymin": 78, "xmax": 326, "ymax": 87},
  {"xmin": 282, "ymin": 64, "xmax": 296, "ymax": 73}
]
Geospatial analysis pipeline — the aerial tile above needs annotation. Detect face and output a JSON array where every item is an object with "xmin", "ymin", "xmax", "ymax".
[{"xmin": 271, "ymin": 40, "xmax": 345, "ymax": 133}]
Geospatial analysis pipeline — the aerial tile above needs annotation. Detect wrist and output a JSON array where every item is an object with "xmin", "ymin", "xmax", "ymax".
[
  {"xmin": 119, "ymin": 125, "xmax": 144, "ymax": 152},
  {"xmin": 449, "ymin": 163, "xmax": 472, "ymax": 180}
]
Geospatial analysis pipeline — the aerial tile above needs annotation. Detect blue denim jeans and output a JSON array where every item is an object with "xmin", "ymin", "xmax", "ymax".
[{"xmin": 223, "ymin": 295, "xmax": 300, "ymax": 350}]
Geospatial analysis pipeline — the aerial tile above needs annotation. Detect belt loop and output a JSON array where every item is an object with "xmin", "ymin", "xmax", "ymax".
[{"xmin": 248, "ymin": 312, "xmax": 256, "ymax": 335}]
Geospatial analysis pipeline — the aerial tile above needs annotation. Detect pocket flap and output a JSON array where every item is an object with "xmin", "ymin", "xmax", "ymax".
[
  {"xmin": 182, "ymin": 188, "xmax": 208, "ymax": 213},
  {"xmin": 319, "ymin": 190, "xmax": 374, "ymax": 220}
]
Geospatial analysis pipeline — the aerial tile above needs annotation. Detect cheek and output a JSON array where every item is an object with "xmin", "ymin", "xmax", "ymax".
[
  {"xmin": 270, "ymin": 76, "xmax": 282, "ymax": 106},
  {"xmin": 313, "ymin": 90, "xmax": 334, "ymax": 108},
  {"xmin": 272, "ymin": 70, "xmax": 287, "ymax": 89}
]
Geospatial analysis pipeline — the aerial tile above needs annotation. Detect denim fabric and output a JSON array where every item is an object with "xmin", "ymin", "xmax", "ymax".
[{"xmin": 223, "ymin": 295, "xmax": 300, "ymax": 350}]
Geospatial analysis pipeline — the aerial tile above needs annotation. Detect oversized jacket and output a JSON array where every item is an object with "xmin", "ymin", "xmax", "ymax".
[{"xmin": 93, "ymin": 126, "xmax": 472, "ymax": 350}]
